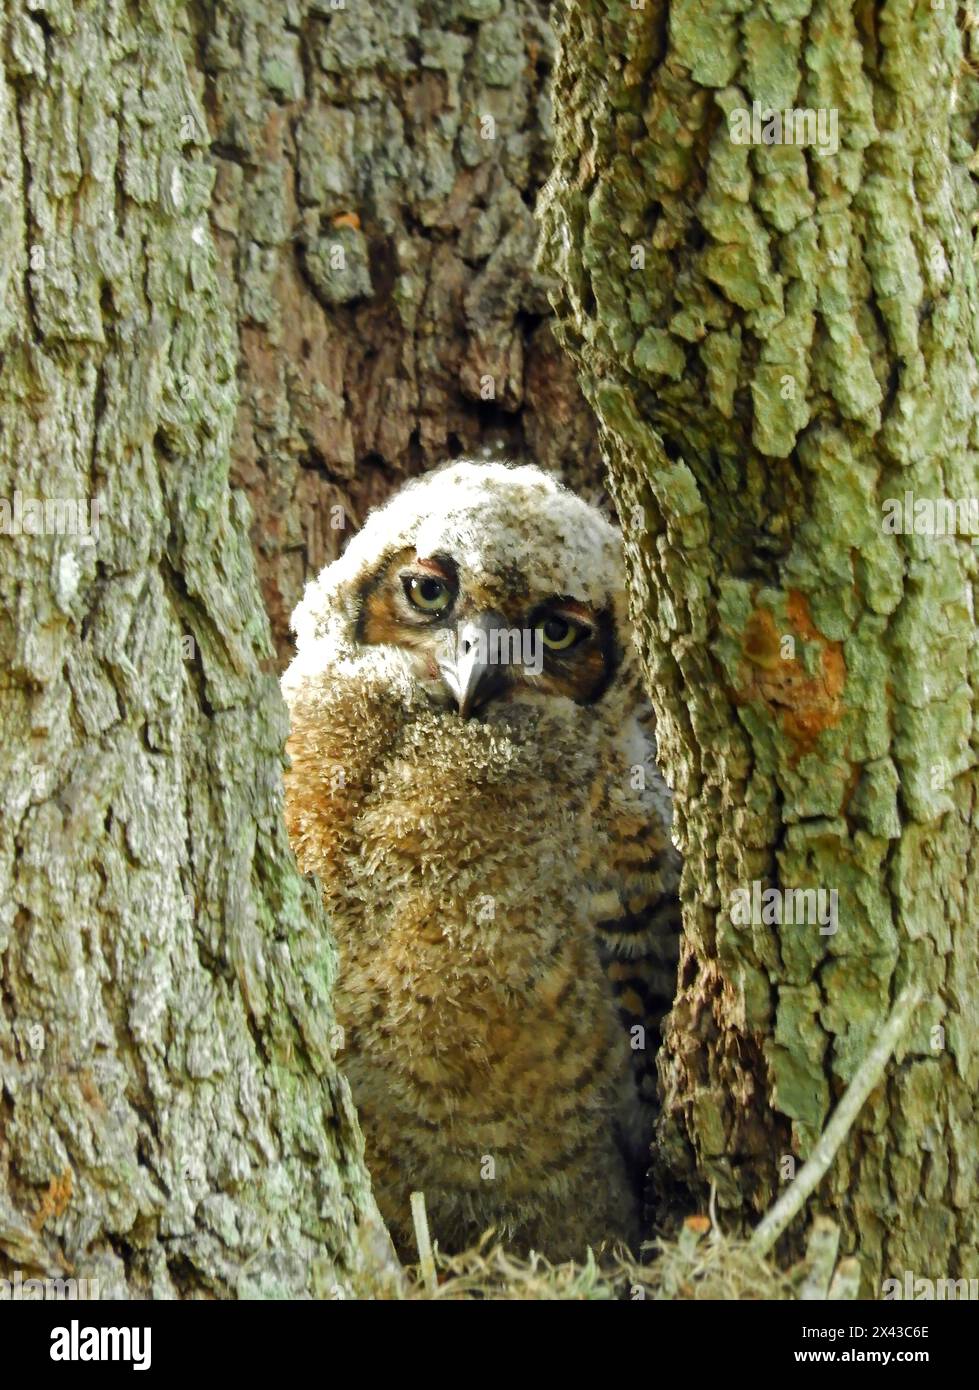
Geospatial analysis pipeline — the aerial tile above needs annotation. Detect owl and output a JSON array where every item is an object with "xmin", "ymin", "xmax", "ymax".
[{"xmin": 281, "ymin": 460, "xmax": 681, "ymax": 1262}]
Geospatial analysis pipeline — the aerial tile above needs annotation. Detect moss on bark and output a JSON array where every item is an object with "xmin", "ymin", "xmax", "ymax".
[
  {"xmin": 539, "ymin": 0, "xmax": 979, "ymax": 1289},
  {"xmin": 0, "ymin": 0, "xmax": 396, "ymax": 1298}
]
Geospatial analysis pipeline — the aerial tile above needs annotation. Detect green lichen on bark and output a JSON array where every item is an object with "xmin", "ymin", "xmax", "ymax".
[
  {"xmin": 539, "ymin": 0, "xmax": 979, "ymax": 1288},
  {"xmin": 0, "ymin": 0, "xmax": 396, "ymax": 1298}
]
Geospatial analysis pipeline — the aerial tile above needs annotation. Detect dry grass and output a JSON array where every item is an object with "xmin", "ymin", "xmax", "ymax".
[{"xmin": 395, "ymin": 1219, "xmax": 799, "ymax": 1301}]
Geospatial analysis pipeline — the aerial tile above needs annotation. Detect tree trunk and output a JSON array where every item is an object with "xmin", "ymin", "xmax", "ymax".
[
  {"xmin": 186, "ymin": 0, "xmax": 603, "ymax": 663},
  {"xmin": 539, "ymin": 0, "xmax": 979, "ymax": 1289},
  {"xmin": 0, "ymin": 0, "xmax": 396, "ymax": 1299}
]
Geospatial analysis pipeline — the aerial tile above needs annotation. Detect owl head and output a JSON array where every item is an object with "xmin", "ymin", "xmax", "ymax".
[{"xmin": 290, "ymin": 460, "xmax": 636, "ymax": 723}]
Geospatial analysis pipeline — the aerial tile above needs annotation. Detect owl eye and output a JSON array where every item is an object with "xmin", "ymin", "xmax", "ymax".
[
  {"xmin": 540, "ymin": 615, "xmax": 586, "ymax": 651},
  {"xmin": 403, "ymin": 573, "xmax": 453, "ymax": 614}
]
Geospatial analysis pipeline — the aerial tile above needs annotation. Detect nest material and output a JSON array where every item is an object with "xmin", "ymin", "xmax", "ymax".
[{"xmin": 366, "ymin": 1211, "xmax": 855, "ymax": 1301}]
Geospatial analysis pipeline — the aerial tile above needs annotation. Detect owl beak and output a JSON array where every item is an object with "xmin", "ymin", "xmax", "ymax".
[{"xmin": 438, "ymin": 612, "xmax": 508, "ymax": 718}]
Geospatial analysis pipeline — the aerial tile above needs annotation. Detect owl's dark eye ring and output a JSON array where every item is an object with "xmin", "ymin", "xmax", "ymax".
[
  {"xmin": 403, "ymin": 573, "xmax": 454, "ymax": 614},
  {"xmin": 540, "ymin": 615, "xmax": 588, "ymax": 651}
]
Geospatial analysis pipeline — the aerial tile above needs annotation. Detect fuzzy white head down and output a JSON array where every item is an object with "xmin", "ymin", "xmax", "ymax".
[{"xmin": 291, "ymin": 459, "xmax": 630, "ymax": 658}]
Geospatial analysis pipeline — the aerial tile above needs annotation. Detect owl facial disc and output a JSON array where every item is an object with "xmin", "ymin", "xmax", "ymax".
[{"xmin": 291, "ymin": 461, "xmax": 633, "ymax": 716}]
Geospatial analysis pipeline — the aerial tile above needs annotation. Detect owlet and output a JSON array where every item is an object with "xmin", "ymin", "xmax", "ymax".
[{"xmin": 281, "ymin": 461, "xmax": 680, "ymax": 1262}]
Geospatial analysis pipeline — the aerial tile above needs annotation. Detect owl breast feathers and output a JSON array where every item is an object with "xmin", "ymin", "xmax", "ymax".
[{"xmin": 281, "ymin": 460, "xmax": 680, "ymax": 1261}]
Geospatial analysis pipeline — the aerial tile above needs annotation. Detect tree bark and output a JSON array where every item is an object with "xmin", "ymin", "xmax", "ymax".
[
  {"xmin": 0, "ymin": 0, "xmax": 396, "ymax": 1298},
  {"xmin": 185, "ymin": 0, "xmax": 603, "ymax": 663},
  {"xmin": 539, "ymin": 0, "xmax": 979, "ymax": 1288}
]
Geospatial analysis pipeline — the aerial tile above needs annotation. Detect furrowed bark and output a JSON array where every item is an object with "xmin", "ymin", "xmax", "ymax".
[
  {"xmin": 0, "ymin": 0, "xmax": 396, "ymax": 1298},
  {"xmin": 185, "ymin": 0, "xmax": 603, "ymax": 662},
  {"xmin": 539, "ymin": 0, "xmax": 979, "ymax": 1288}
]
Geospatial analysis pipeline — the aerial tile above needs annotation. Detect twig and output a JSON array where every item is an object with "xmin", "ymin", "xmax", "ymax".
[
  {"xmin": 797, "ymin": 1215, "xmax": 840, "ymax": 1300},
  {"xmin": 828, "ymin": 1258, "xmax": 862, "ymax": 1300},
  {"xmin": 749, "ymin": 982, "xmax": 923, "ymax": 1258},
  {"xmin": 411, "ymin": 1190, "xmax": 438, "ymax": 1296}
]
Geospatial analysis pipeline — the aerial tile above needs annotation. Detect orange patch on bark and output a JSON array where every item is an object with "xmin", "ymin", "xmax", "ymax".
[
  {"xmin": 32, "ymin": 1167, "xmax": 73, "ymax": 1231},
  {"xmin": 737, "ymin": 591, "xmax": 845, "ymax": 758}
]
